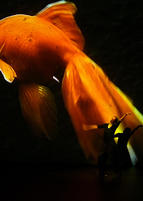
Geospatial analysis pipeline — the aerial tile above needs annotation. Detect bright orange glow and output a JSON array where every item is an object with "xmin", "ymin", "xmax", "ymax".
[
  {"xmin": 62, "ymin": 54, "xmax": 143, "ymax": 163},
  {"xmin": 0, "ymin": 1, "xmax": 142, "ymax": 164}
]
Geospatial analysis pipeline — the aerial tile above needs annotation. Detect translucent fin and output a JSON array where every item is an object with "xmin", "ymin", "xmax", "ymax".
[
  {"xmin": 36, "ymin": 1, "xmax": 85, "ymax": 50},
  {"xmin": 62, "ymin": 53, "xmax": 143, "ymax": 164},
  {"xmin": 0, "ymin": 59, "xmax": 17, "ymax": 83},
  {"xmin": 19, "ymin": 83, "xmax": 58, "ymax": 139}
]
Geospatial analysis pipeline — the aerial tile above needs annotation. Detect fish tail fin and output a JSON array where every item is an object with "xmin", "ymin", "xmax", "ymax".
[
  {"xmin": 19, "ymin": 83, "xmax": 58, "ymax": 140},
  {"xmin": 62, "ymin": 53, "xmax": 143, "ymax": 164}
]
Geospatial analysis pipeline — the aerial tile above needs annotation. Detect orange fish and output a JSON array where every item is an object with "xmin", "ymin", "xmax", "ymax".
[{"xmin": 0, "ymin": 1, "xmax": 143, "ymax": 164}]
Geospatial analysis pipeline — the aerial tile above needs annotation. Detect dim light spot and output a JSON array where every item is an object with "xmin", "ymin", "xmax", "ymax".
[{"xmin": 127, "ymin": 142, "xmax": 138, "ymax": 166}]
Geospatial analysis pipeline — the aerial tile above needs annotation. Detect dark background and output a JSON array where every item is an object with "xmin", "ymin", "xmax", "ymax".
[{"xmin": 0, "ymin": 0, "xmax": 143, "ymax": 165}]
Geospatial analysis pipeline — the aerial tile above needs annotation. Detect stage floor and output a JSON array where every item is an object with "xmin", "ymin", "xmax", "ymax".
[{"xmin": 1, "ymin": 164, "xmax": 143, "ymax": 201}]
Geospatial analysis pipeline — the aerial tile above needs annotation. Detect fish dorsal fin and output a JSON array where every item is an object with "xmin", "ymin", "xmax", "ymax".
[
  {"xmin": 36, "ymin": 1, "xmax": 85, "ymax": 50},
  {"xmin": 0, "ymin": 59, "xmax": 17, "ymax": 83}
]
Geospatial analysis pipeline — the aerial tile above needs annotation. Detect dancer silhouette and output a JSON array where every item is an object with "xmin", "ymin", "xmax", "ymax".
[{"xmin": 115, "ymin": 125, "xmax": 143, "ymax": 168}]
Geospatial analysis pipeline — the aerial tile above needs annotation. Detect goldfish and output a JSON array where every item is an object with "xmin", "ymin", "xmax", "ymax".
[{"xmin": 0, "ymin": 0, "xmax": 143, "ymax": 164}]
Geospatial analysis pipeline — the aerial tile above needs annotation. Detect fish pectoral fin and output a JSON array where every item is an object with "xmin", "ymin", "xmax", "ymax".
[
  {"xmin": 36, "ymin": 1, "xmax": 85, "ymax": 50},
  {"xmin": 0, "ymin": 59, "xmax": 17, "ymax": 83},
  {"xmin": 19, "ymin": 83, "xmax": 58, "ymax": 139}
]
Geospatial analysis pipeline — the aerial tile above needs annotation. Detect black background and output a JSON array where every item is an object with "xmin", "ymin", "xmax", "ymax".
[{"xmin": 0, "ymin": 0, "xmax": 143, "ymax": 165}]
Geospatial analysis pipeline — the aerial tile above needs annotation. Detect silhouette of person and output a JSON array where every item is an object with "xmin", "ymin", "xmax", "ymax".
[
  {"xmin": 109, "ymin": 113, "xmax": 131, "ymax": 134},
  {"xmin": 98, "ymin": 113, "xmax": 131, "ymax": 176},
  {"xmin": 115, "ymin": 125, "xmax": 143, "ymax": 168},
  {"xmin": 83, "ymin": 113, "xmax": 131, "ymax": 176}
]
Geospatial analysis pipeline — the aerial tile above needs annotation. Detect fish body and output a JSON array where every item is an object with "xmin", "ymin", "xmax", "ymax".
[
  {"xmin": 0, "ymin": 14, "xmax": 79, "ymax": 83},
  {"xmin": 0, "ymin": 1, "xmax": 143, "ymax": 164}
]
